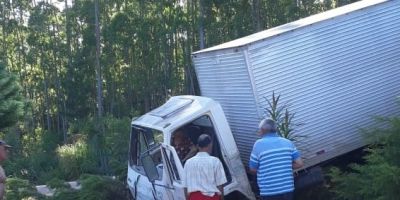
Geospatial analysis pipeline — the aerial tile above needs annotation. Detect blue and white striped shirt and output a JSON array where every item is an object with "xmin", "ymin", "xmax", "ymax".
[{"xmin": 249, "ymin": 133, "xmax": 300, "ymax": 196}]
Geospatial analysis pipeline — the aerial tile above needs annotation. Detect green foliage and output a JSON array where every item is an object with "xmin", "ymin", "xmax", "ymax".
[
  {"xmin": 49, "ymin": 174, "xmax": 129, "ymax": 200},
  {"xmin": 78, "ymin": 174, "xmax": 129, "ymax": 200},
  {"xmin": 0, "ymin": 62, "xmax": 23, "ymax": 130},
  {"xmin": 103, "ymin": 116, "xmax": 130, "ymax": 180},
  {"xmin": 46, "ymin": 178, "xmax": 68, "ymax": 189},
  {"xmin": 4, "ymin": 129, "xmax": 60, "ymax": 183},
  {"xmin": 0, "ymin": 0, "xmax": 358, "ymax": 133},
  {"xmin": 263, "ymin": 91, "xmax": 305, "ymax": 142},
  {"xmin": 329, "ymin": 116, "xmax": 400, "ymax": 200},
  {"xmin": 4, "ymin": 115, "xmax": 129, "ymax": 184},
  {"xmin": 50, "ymin": 189, "xmax": 80, "ymax": 200},
  {"xmin": 56, "ymin": 136, "xmax": 98, "ymax": 180},
  {"xmin": 5, "ymin": 177, "xmax": 40, "ymax": 200},
  {"xmin": 57, "ymin": 116, "xmax": 130, "ymax": 179}
]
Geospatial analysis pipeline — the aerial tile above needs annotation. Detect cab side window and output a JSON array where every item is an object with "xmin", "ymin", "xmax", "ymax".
[{"xmin": 130, "ymin": 126, "xmax": 164, "ymax": 179}]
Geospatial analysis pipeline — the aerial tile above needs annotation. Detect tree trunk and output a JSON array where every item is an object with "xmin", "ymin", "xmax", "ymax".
[
  {"xmin": 94, "ymin": 0, "xmax": 109, "ymax": 174},
  {"xmin": 63, "ymin": 0, "xmax": 72, "ymax": 143},
  {"xmin": 94, "ymin": 0, "xmax": 103, "ymax": 119},
  {"xmin": 252, "ymin": 0, "xmax": 262, "ymax": 31},
  {"xmin": 198, "ymin": 0, "xmax": 205, "ymax": 49},
  {"xmin": 42, "ymin": 61, "xmax": 51, "ymax": 131}
]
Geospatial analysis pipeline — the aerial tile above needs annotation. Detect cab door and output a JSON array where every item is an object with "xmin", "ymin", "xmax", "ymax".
[
  {"xmin": 140, "ymin": 144, "xmax": 186, "ymax": 200},
  {"xmin": 139, "ymin": 144, "xmax": 171, "ymax": 200},
  {"xmin": 160, "ymin": 143, "xmax": 186, "ymax": 200}
]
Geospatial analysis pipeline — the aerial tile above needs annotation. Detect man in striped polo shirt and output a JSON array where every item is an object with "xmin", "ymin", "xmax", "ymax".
[{"xmin": 249, "ymin": 119, "xmax": 303, "ymax": 200}]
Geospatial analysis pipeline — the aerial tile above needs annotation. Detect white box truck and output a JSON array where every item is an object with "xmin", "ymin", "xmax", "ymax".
[{"xmin": 127, "ymin": 0, "xmax": 400, "ymax": 199}]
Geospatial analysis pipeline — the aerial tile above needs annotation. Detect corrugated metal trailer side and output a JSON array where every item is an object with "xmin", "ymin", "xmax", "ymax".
[
  {"xmin": 249, "ymin": 0, "xmax": 400, "ymax": 167},
  {"xmin": 193, "ymin": 50, "xmax": 261, "ymax": 162},
  {"xmin": 192, "ymin": 0, "xmax": 400, "ymax": 167}
]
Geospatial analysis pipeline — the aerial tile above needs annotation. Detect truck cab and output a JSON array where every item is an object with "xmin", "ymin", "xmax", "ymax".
[{"xmin": 127, "ymin": 95, "xmax": 255, "ymax": 200}]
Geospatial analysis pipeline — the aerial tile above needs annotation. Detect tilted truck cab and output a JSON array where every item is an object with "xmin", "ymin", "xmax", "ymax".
[{"xmin": 127, "ymin": 96, "xmax": 255, "ymax": 200}]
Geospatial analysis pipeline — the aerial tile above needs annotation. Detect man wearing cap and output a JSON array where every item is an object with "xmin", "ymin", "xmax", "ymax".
[
  {"xmin": 183, "ymin": 134, "xmax": 227, "ymax": 200},
  {"xmin": 249, "ymin": 119, "xmax": 303, "ymax": 200},
  {"xmin": 0, "ymin": 140, "xmax": 11, "ymax": 200}
]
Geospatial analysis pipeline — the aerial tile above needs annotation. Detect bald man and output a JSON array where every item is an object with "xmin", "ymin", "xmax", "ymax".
[{"xmin": 249, "ymin": 119, "xmax": 303, "ymax": 200}]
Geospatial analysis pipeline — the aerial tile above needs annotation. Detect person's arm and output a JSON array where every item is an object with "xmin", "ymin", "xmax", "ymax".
[
  {"xmin": 0, "ymin": 167, "xmax": 5, "ymax": 184},
  {"xmin": 215, "ymin": 160, "xmax": 227, "ymax": 200},
  {"xmin": 291, "ymin": 144, "xmax": 303, "ymax": 169},
  {"xmin": 248, "ymin": 143, "xmax": 259, "ymax": 174},
  {"xmin": 292, "ymin": 158, "xmax": 304, "ymax": 169},
  {"xmin": 184, "ymin": 187, "xmax": 189, "ymax": 200},
  {"xmin": 248, "ymin": 167, "xmax": 257, "ymax": 174},
  {"xmin": 182, "ymin": 165, "xmax": 189, "ymax": 200},
  {"xmin": 217, "ymin": 185, "xmax": 224, "ymax": 200}
]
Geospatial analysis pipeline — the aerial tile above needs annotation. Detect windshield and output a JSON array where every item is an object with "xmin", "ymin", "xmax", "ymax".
[{"xmin": 129, "ymin": 125, "xmax": 163, "ymax": 167}]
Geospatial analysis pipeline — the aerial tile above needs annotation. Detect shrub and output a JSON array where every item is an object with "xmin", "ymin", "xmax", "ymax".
[
  {"xmin": 50, "ymin": 189, "xmax": 80, "ymax": 200},
  {"xmin": 46, "ymin": 178, "xmax": 68, "ymax": 189},
  {"xmin": 3, "ymin": 128, "xmax": 60, "ymax": 183},
  {"xmin": 329, "ymin": 116, "xmax": 400, "ymax": 200},
  {"xmin": 78, "ymin": 174, "xmax": 129, "ymax": 200},
  {"xmin": 64, "ymin": 115, "xmax": 130, "ymax": 178},
  {"xmin": 103, "ymin": 116, "xmax": 130, "ymax": 180},
  {"xmin": 56, "ymin": 139, "xmax": 97, "ymax": 180},
  {"xmin": 5, "ymin": 177, "xmax": 41, "ymax": 200}
]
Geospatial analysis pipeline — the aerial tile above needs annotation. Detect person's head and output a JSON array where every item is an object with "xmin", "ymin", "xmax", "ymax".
[
  {"xmin": 258, "ymin": 118, "xmax": 277, "ymax": 135},
  {"xmin": 197, "ymin": 134, "xmax": 212, "ymax": 153},
  {"xmin": 0, "ymin": 140, "xmax": 11, "ymax": 162},
  {"xmin": 172, "ymin": 129, "xmax": 187, "ymax": 147}
]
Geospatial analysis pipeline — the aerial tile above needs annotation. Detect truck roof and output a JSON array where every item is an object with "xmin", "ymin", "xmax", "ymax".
[
  {"xmin": 192, "ymin": 0, "xmax": 388, "ymax": 55},
  {"xmin": 131, "ymin": 96, "xmax": 216, "ymax": 131}
]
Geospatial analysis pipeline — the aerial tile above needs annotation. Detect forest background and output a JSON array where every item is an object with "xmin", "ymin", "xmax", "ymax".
[{"xmin": 0, "ymin": 0, "xmax": 359, "ymax": 199}]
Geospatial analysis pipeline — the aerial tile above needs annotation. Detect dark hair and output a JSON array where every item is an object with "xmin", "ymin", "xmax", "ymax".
[{"xmin": 197, "ymin": 134, "xmax": 212, "ymax": 148}]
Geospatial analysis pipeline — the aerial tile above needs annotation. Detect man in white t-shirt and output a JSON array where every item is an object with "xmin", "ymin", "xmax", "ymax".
[
  {"xmin": 183, "ymin": 134, "xmax": 227, "ymax": 200},
  {"xmin": 0, "ymin": 140, "xmax": 11, "ymax": 200}
]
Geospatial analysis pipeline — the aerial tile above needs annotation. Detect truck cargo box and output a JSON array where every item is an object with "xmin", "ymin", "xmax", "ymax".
[{"xmin": 192, "ymin": 0, "xmax": 400, "ymax": 168}]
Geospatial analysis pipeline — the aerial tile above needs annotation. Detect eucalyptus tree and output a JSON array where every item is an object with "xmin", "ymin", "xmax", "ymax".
[{"xmin": 27, "ymin": 2, "xmax": 66, "ymax": 134}]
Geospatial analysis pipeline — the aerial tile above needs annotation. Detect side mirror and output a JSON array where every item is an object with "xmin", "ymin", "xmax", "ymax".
[{"xmin": 140, "ymin": 150, "xmax": 160, "ymax": 183}]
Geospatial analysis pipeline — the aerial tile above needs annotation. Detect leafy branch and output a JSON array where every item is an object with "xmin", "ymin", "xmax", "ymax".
[{"xmin": 263, "ymin": 91, "xmax": 306, "ymax": 143}]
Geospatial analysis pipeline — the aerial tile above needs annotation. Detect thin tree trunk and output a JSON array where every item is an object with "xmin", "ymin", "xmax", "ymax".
[
  {"xmin": 94, "ymin": 0, "xmax": 108, "ymax": 174},
  {"xmin": 42, "ymin": 62, "xmax": 51, "ymax": 131},
  {"xmin": 50, "ymin": 12, "xmax": 62, "ymax": 136},
  {"xmin": 94, "ymin": 0, "xmax": 103, "ymax": 119},
  {"xmin": 198, "ymin": 0, "xmax": 205, "ymax": 49},
  {"xmin": 186, "ymin": 0, "xmax": 196, "ymax": 94},
  {"xmin": 252, "ymin": 0, "xmax": 262, "ymax": 31},
  {"xmin": 63, "ymin": 0, "xmax": 72, "ymax": 143},
  {"xmin": 1, "ymin": 1, "xmax": 10, "ymax": 61},
  {"xmin": 17, "ymin": 8, "xmax": 28, "ymax": 96}
]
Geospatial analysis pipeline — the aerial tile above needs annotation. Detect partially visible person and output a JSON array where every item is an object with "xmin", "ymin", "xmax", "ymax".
[
  {"xmin": 183, "ymin": 134, "xmax": 227, "ymax": 200},
  {"xmin": 172, "ymin": 129, "xmax": 197, "ymax": 163},
  {"xmin": 0, "ymin": 140, "xmax": 11, "ymax": 200},
  {"xmin": 249, "ymin": 119, "xmax": 303, "ymax": 200}
]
